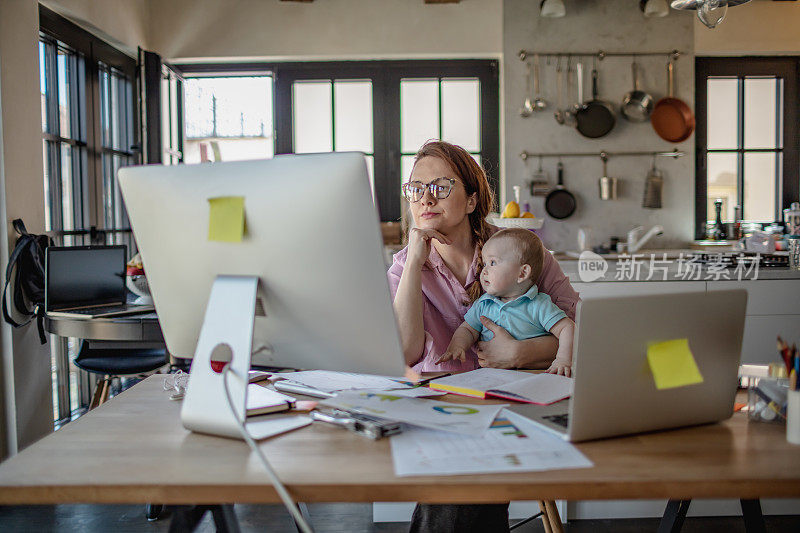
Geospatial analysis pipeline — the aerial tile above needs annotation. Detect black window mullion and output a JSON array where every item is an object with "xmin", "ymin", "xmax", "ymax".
[{"xmin": 737, "ymin": 77, "xmax": 744, "ymax": 220}]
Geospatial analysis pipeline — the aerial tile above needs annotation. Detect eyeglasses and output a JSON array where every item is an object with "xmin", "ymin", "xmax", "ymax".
[{"xmin": 401, "ymin": 177, "xmax": 456, "ymax": 203}]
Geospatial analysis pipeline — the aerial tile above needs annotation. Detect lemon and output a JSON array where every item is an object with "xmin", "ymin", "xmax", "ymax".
[
  {"xmin": 521, "ymin": 212, "xmax": 535, "ymax": 218},
  {"xmin": 501, "ymin": 201, "xmax": 520, "ymax": 218}
]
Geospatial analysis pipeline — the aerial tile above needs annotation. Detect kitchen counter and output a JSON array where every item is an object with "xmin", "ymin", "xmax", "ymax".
[{"xmin": 558, "ymin": 260, "xmax": 800, "ymax": 282}]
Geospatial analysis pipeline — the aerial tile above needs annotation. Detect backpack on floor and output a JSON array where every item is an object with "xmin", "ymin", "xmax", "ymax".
[{"xmin": 2, "ymin": 219, "xmax": 53, "ymax": 343}]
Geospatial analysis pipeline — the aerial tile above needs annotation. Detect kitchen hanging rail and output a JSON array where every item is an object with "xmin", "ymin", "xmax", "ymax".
[
  {"xmin": 519, "ymin": 148, "xmax": 685, "ymax": 161},
  {"xmin": 518, "ymin": 50, "xmax": 682, "ymax": 61}
]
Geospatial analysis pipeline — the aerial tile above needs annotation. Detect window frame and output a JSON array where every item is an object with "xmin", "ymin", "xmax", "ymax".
[
  {"xmin": 39, "ymin": 5, "xmax": 139, "ymax": 234},
  {"xmin": 695, "ymin": 56, "xmax": 799, "ymax": 239},
  {"xmin": 177, "ymin": 59, "xmax": 500, "ymax": 222}
]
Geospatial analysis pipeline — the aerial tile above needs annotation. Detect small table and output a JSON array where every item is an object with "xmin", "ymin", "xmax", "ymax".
[{"xmin": 44, "ymin": 313, "xmax": 165, "ymax": 420}]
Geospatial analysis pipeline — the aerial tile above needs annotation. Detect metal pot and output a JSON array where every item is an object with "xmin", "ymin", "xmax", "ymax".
[
  {"xmin": 621, "ymin": 60, "xmax": 654, "ymax": 122},
  {"xmin": 598, "ymin": 155, "xmax": 618, "ymax": 200}
]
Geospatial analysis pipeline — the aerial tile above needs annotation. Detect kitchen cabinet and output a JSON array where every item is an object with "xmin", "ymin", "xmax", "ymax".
[
  {"xmin": 570, "ymin": 281, "xmax": 704, "ymax": 299},
  {"xmin": 569, "ymin": 279, "xmax": 800, "ymax": 364}
]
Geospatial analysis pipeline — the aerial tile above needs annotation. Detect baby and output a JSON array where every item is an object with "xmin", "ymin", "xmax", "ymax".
[{"xmin": 437, "ymin": 228, "xmax": 575, "ymax": 376}]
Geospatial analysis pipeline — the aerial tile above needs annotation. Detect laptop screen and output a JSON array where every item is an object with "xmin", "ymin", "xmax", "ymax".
[{"xmin": 45, "ymin": 246, "xmax": 127, "ymax": 311}]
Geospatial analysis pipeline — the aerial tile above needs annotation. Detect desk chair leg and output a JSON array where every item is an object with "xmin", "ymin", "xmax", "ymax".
[
  {"xmin": 740, "ymin": 499, "xmax": 766, "ymax": 533},
  {"xmin": 658, "ymin": 499, "xmax": 691, "ymax": 533},
  {"xmin": 544, "ymin": 500, "xmax": 564, "ymax": 533},
  {"xmin": 538, "ymin": 501, "xmax": 553, "ymax": 533},
  {"xmin": 89, "ymin": 377, "xmax": 110, "ymax": 410},
  {"xmin": 293, "ymin": 502, "xmax": 311, "ymax": 533},
  {"xmin": 168, "ymin": 504, "xmax": 241, "ymax": 533}
]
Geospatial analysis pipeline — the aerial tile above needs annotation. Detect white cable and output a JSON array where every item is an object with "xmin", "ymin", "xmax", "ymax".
[{"xmin": 221, "ymin": 366, "xmax": 315, "ymax": 533}]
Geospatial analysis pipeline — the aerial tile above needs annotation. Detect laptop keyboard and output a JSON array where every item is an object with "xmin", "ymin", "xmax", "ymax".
[
  {"xmin": 543, "ymin": 413, "xmax": 570, "ymax": 429},
  {"xmin": 60, "ymin": 305, "xmax": 133, "ymax": 315}
]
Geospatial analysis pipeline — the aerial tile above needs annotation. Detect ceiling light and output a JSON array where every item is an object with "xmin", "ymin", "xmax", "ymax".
[
  {"xmin": 641, "ymin": 0, "xmax": 670, "ymax": 18},
  {"xmin": 540, "ymin": 0, "xmax": 566, "ymax": 18},
  {"xmin": 670, "ymin": 0, "xmax": 751, "ymax": 29}
]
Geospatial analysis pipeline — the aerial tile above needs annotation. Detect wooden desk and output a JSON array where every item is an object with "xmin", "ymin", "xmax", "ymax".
[{"xmin": 0, "ymin": 376, "xmax": 799, "ymax": 506}]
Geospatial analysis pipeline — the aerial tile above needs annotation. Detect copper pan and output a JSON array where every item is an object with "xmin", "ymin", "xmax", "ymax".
[{"xmin": 651, "ymin": 60, "xmax": 695, "ymax": 143}]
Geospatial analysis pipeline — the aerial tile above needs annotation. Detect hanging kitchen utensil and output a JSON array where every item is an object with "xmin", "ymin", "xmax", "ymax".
[
  {"xmin": 532, "ymin": 53, "xmax": 547, "ymax": 111},
  {"xmin": 598, "ymin": 153, "xmax": 618, "ymax": 201},
  {"xmin": 520, "ymin": 60, "xmax": 534, "ymax": 118},
  {"xmin": 575, "ymin": 62, "xmax": 616, "ymax": 138},
  {"xmin": 643, "ymin": 156, "xmax": 664, "ymax": 209},
  {"xmin": 545, "ymin": 162, "xmax": 576, "ymax": 219},
  {"xmin": 530, "ymin": 156, "xmax": 551, "ymax": 197},
  {"xmin": 621, "ymin": 59, "xmax": 654, "ymax": 122},
  {"xmin": 554, "ymin": 56, "xmax": 565, "ymax": 125},
  {"xmin": 563, "ymin": 58, "xmax": 579, "ymax": 127},
  {"xmin": 651, "ymin": 59, "xmax": 695, "ymax": 142}
]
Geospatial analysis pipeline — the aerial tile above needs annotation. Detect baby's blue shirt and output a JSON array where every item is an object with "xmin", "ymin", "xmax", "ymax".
[{"xmin": 464, "ymin": 284, "xmax": 567, "ymax": 341}]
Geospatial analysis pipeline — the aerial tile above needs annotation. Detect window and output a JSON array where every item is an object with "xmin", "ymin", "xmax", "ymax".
[
  {"xmin": 179, "ymin": 60, "xmax": 500, "ymax": 222},
  {"xmin": 184, "ymin": 75, "xmax": 273, "ymax": 163},
  {"xmin": 39, "ymin": 6, "xmax": 139, "ymax": 423},
  {"xmin": 695, "ymin": 57, "xmax": 799, "ymax": 239}
]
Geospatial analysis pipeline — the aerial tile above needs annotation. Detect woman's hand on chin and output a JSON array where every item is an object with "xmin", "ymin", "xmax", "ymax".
[{"xmin": 406, "ymin": 228, "xmax": 452, "ymax": 268}]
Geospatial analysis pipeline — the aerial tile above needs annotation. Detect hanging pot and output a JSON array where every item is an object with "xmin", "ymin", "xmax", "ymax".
[
  {"xmin": 651, "ymin": 60, "xmax": 695, "ymax": 142},
  {"xmin": 621, "ymin": 60, "xmax": 654, "ymax": 122},
  {"xmin": 545, "ymin": 162, "xmax": 576, "ymax": 219},
  {"xmin": 576, "ymin": 67, "xmax": 616, "ymax": 139}
]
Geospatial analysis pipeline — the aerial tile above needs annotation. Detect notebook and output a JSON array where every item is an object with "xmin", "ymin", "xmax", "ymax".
[
  {"xmin": 246, "ymin": 384, "xmax": 296, "ymax": 417},
  {"xmin": 45, "ymin": 246, "xmax": 154, "ymax": 319},
  {"xmin": 429, "ymin": 368, "xmax": 573, "ymax": 405}
]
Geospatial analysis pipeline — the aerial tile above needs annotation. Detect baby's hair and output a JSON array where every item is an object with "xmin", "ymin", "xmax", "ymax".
[{"xmin": 487, "ymin": 228, "xmax": 545, "ymax": 282}]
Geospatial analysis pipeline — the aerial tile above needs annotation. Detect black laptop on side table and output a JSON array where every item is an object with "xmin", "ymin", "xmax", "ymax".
[{"xmin": 45, "ymin": 245, "xmax": 154, "ymax": 319}]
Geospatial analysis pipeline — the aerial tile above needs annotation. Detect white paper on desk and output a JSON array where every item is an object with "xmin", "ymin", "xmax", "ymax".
[
  {"xmin": 273, "ymin": 370, "xmax": 413, "ymax": 393},
  {"xmin": 320, "ymin": 391, "xmax": 504, "ymax": 435},
  {"xmin": 356, "ymin": 387, "xmax": 447, "ymax": 398},
  {"xmin": 390, "ymin": 408, "xmax": 593, "ymax": 477},
  {"xmin": 244, "ymin": 415, "xmax": 311, "ymax": 441}
]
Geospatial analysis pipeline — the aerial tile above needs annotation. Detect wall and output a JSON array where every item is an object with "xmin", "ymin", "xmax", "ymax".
[
  {"xmin": 0, "ymin": 0, "xmax": 54, "ymax": 455},
  {"xmin": 695, "ymin": 0, "xmax": 800, "ymax": 55},
  {"xmin": 39, "ymin": 0, "xmax": 150, "ymax": 55},
  {"xmin": 503, "ymin": 0, "xmax": 695, "ymax": 252},
  {"xmin": 149, "ymin": 0, "xmax": 503, "ymax": 62}
]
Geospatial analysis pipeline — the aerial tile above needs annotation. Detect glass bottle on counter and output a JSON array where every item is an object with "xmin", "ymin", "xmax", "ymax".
[{"xmin": 709, "ymin": 198, "xmax": 727, "ymax": 240}]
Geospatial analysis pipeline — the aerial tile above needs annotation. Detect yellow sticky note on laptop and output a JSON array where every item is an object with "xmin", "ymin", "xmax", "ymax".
[
  {"xmin": 646, "ymin": 338, "xmax": 704, "ymax": 390},
  {"xmin": 208, "ymin": 196, "xmax": 245, "ymax": 242}
]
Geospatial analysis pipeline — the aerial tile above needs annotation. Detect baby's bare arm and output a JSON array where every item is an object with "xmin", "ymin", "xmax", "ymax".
[
  {"xmin": 436, "ymin": 322, "xmax": 480, "ymax": 363},
  {"xmin": 547, "ymin": 317, "xmax": 575, "ymax": 376}
]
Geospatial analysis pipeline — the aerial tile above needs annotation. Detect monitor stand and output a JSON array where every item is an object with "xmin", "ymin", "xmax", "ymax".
[{"xmin": 180, "ymin": 275, "xmax": 310, "ymax": 440}]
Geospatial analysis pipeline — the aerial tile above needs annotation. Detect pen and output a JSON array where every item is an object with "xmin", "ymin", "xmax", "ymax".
[{"xmin": 273, "ymin": 381, "xmax": 335, "ymax": 399}]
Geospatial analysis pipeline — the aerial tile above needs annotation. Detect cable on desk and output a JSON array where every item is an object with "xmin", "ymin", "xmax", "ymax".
[{"xmin": 222, "ymin": 365, "xmax": 315, "ymax": 533}]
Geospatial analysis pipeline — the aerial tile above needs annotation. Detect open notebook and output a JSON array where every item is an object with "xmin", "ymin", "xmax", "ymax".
[{"xmin": 429, "ymin": 368, "xmax": 573, "ymax": 405}]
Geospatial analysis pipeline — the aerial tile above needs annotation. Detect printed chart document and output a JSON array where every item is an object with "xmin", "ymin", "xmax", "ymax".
[
  {"xmin": 429, "ymin": 368, "xmax": 573, "ymax": 405},
  {"xmin": 390, "ymin": 408, "xmax": 593, "ymax": 476},
  {"xmin": 320, "ymin": 391, "xmax": 505, "ymax": 435},
  {"xmin": 274, "ymin": 370, "xmax": 412, "ymax": 394}
]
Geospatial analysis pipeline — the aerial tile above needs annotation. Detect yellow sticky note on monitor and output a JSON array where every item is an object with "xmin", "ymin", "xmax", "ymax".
[
  {"xmin": 208, "ymin": 196, "xmax": 245, "ymax": 242},
  {"xmin": 646, "ymin": 338, "xmax": 704, "ymax": 390}
]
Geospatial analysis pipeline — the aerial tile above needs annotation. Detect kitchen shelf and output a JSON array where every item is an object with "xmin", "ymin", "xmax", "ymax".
[
  {"xmin": 519, "ymin": 148, "xmax": 685, "ymax": 161},
  {"xmin": 518, "ymin": 49, "xmax": 683, "ymax": 61}
]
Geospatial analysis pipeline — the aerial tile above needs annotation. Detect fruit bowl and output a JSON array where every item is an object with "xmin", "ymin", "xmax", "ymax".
[{"xmin": 488, "ymin": 216, "xmax": 544, "ymax": 229}]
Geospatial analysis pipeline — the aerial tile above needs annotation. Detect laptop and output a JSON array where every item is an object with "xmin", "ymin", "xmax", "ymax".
[
  {"xmin": 508, "ymin": 289, "xmax": 748, "ymax": 442},
  {"xmin": 45, "ymin": 245, "xmax": 154, "ymax": 319}
]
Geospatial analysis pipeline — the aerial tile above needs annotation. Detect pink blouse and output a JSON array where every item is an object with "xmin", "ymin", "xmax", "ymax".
[{"xmin": 388, "ymin": 238, "xmax": 580, "ymax": 373}]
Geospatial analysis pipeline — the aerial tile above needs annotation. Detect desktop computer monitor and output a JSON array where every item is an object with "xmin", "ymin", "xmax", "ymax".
[{"xmin": 118, "ymin": 152, "xmax": 406, "ymax": 377}]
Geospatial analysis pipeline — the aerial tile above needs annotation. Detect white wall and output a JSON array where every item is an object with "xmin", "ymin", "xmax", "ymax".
[
  {"xmin": 0, "ymin": 0, "xmax": 54, "ymax": 455},
  {"xmin": 503, "ymin": 0, "xmax": 695, "ymax": 252},
  {"xmin": 695, "ymin": 0, "xmax": 800, "ymax": 55},
  {"xmin": 150, "ymin": 0, "xmax": 503, "ymax": 62}
]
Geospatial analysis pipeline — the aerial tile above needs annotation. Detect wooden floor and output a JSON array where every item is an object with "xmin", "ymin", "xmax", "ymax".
[{"xmin": 0, "ymin": 503, "xmax": 799, "ymax": 532}]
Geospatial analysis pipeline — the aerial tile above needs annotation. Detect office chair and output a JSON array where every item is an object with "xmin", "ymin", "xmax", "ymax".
[{"xmin": 74, "ymin": 341, "xmax": 169, "ymax": 408}]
